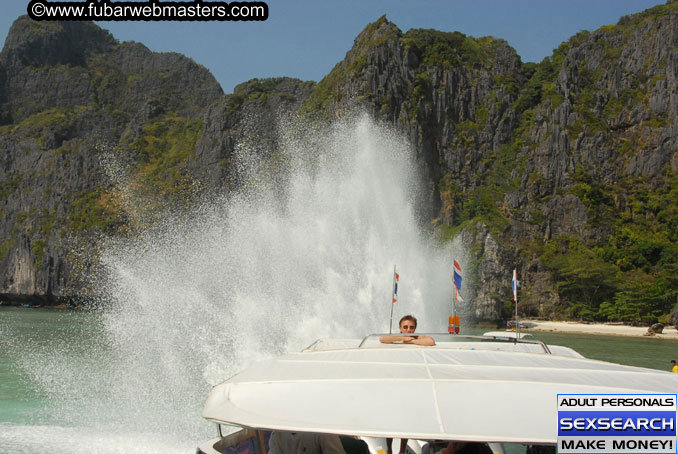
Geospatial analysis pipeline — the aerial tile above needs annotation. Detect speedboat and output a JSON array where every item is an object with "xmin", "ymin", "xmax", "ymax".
[
  {"xmin": 506, "ymin": 321, "xmax": 527, "ymax": 330},
  {"xmin": 198, "ymin": 333, "xmax": 677, "ymax": 454},
  {"xmin": 482, "ymin": 331, "xmax": 534, "ymax": 340}
]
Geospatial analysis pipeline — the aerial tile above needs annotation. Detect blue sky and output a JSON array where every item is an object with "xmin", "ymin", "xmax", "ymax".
[{"xmin": 0, "ymin": 0, "xmax": 667, "ymax": 93}]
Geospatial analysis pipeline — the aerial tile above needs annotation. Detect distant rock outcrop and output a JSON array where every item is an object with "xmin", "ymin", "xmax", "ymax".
[
  {"xmin": 648, "ymin": 323, "xmax": 665, "ymax": 334},
  {"xmin": 0, "ymin": 17, "xmax": 318, "ymax": 304},
  {"xmin": 0, "ymin": 17, "xmax": 224, "ymax": 302}
]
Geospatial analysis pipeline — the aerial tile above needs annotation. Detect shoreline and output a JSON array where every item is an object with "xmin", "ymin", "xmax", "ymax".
[
  {"xmin": 4, "ymin": 303, "xmax": 677, "ymax": 339},
  {"xmin": 522, "ymin": 319, "xmax": 678, "ymax": 340}
]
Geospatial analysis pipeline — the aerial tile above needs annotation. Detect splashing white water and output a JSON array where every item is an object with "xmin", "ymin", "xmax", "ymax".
[{"xmin": 2, "ymin": 114, "xmax": 468, "ymax": 452}]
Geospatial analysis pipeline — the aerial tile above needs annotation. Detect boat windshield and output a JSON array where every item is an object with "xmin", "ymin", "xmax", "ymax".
[
  {"xmin": 200, "ymin": 427, "xmax": 556, "ymax": 454},
  {"xmin": 303, "ymin": 335, "xmax": 553, "ymax": 354},
  {"xmin": 357, "ymin": 333, "xmax": 552, "ymax": 353}
]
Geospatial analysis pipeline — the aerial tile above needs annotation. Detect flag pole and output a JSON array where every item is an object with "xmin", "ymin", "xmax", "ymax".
[
  {"xmin": 389, "ymin": 265, "xmax": 396, "ymax": 335},
  {"xmin": 513, "ymin": 268, "xmax": 519, "ymax": 336},
  {"xmin": 453, "ymin": 282, "xmax": 457, "ymax": 318}
]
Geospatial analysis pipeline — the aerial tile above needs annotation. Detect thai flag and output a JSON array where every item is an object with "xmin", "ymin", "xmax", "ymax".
[
  {"xmin": 453, "ymin": 260, "xmax": 462, "ymax": 292},
  {"xmin": 512, "ymin": 269, "xmax": 518, "ymax": 303},
  {"xmin": 392, "ymin": 271, "xmax": 399, "ymax": 303}
]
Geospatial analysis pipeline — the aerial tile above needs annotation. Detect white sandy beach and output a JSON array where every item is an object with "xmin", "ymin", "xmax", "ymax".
[{"xmin": 523, "ymin": 319, "xmax": 678, "ymax": 339}]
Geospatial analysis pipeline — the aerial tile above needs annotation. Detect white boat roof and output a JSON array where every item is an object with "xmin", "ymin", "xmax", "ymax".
[{"xmin": 202, "ymin": 336, "xmax": 677, "ymax": 444}]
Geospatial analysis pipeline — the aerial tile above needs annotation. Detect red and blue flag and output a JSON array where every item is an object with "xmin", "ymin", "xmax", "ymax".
[{"xmin": 453, "ymin": 260, "xmax": 462, "ymax": 292}]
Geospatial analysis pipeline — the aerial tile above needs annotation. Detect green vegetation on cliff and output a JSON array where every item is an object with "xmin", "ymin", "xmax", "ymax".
[
  {"xmin": 128, "ymin": 115, "xmax": 202, "ymax": 200},
  {"xmin": 68, "ymin": 189, "xmax": 123, "ymax": 233},
  {"xmin": 402, "ymin": 29, "xmax": 489, "ymax": 69}
]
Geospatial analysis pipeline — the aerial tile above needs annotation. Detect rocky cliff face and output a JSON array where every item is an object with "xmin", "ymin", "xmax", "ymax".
[
  {"xmin": 1, "ymin": 4, "xmax": 676, "ymax": 322},
  {"xmin": 302, "ymin": 18, "xmax": 530, "ymax": 319},
  {"xmin": 510, "ymin": 9, "xmax": 677, "ymax": 238},
  {"xmin": 303, "ymin": 19, "xmax": 525, "ymax": 223},
  {"xmin": 300, "ymin": 5, "xmax": 678, "ymax": 322},
  {"xmin": 0, "ymin": 17, "xmax": 310, "ymax": 302},
  {"xmin": 191, "ymin": 77, "xmax": 315, "ymax": 191},
  {"xmin": 502, "ymin": 4, "xmax": 678, "ymax": 322}
]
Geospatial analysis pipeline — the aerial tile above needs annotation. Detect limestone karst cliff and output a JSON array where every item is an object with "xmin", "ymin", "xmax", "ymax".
[
  {"xmin": 1, "ymin": 2, "xmax": 676, "ymax": 323},
  {"xmin": 298, "ymin": 5, "xmax": 678, "ymax": 323}
]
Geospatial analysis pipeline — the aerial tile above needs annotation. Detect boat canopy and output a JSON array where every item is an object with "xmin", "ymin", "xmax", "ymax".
[{"xmin": 203, "ymin": 337, "xmax": 677, "ymax": 444}]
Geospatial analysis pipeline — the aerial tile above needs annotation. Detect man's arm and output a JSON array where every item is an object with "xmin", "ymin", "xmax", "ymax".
[
  {"xmin": 379, "ymin": 335, "xmax": 407, "ymax": 343},
  {"xmin": 379, "ymin": 335, "xmax": 435, "ymax": 346},
  {"xmin": 405, "ymin": 335, "xmax": 435, "ymax": 346}
]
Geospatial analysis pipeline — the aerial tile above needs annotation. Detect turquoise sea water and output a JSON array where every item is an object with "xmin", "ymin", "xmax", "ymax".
[
  {"xmin": 0, "ymin": 307, "xmax": 81, "ymax": 424},
  {"xmin": 461, "ymin": 326, "xmax": 678, "ymax": 371},
  {"xmin": 0, "ymin": 306, "xmax": 197, "ymax": 453},
  {"xmin": 2, "ymin": 306, "xmax": 678, "ymax": 453}
]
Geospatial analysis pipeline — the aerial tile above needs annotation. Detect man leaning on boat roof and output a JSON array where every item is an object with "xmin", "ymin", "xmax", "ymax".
[{"xmin": 379, "ymin": 315, "xmax": 435, "ymax": 346}]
